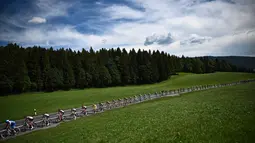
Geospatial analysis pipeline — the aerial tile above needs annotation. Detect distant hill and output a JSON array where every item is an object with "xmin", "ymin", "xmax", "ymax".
[{"xmin": 208, "ymin": 56, "xmax": 255, "ymax": 69}]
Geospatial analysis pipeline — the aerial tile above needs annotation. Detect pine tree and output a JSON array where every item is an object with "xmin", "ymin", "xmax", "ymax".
[
  {"xmin": 76, "ymin": 68, "xmax": 86, "ymax": 89},
  {"xmin": 106, "ymin": 58, "xmax": 121, "ymax": 86},
  {"xmin": 151, "ymin": 51, "xmax": 159, "ymax": 82},
  {"xmin": 119, "ymin": 49, "xmax": 130, "ymax": 85},
  {"xmin": 62, "ymin": 50, "xmax": 75, "ymax": 90},
  {"xmin": 98, "ymin": 65, "xmax": 112, "ymax": 87},
  {"xmin": 45, "ymin": 67, "xmax": 63, "ymax": 92},
  {"xmin": 13, "ymin": 60, "xmax": 31, "ymax": 93},
  {"xmin": 192, "ymin": 58, "xmax": 204, "ymax": 74},
  {"xmin": 129, "ymin": 49, "xmax": 138, "ymax": 84},
  {"xmin": 0, "ymin": 75, "xmax": 13, "ymax": 95}
]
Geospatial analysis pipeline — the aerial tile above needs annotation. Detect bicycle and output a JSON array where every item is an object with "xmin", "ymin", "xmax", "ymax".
[{"xmin": 0, "ymin": 127, "xmax": 20, "ymax": 139}]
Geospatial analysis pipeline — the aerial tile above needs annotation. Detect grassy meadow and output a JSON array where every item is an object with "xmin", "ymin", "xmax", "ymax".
[
  {"xmin": 4, "ymin": 79, "xmax": 255, "ymax": 143},
  {"xmin": 0, "ymin": 72, "xmax": 255, "ymax": 121}
]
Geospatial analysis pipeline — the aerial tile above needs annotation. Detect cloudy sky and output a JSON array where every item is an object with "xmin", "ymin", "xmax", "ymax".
[{"xmin": 0, "ymin": 0, "xmax": 255, "ymax": 57}]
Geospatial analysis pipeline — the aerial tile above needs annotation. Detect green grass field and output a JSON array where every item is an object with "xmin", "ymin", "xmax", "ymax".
[
  {"xmin": 4, "ymin": 80, "xmax": 255, "ymax": 143},
  {"xmin": 1, "ymin": 72, "xmax": 255, "ymax": 121}
]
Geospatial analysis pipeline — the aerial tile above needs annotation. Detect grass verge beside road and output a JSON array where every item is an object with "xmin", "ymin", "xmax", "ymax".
[
  {"xmin": 4, "ymin": 80, "xmax": 255, "ymax": 143},
  {"xmin": 0, "ymin": 72, "xmax": 254, "ymax": 121}
]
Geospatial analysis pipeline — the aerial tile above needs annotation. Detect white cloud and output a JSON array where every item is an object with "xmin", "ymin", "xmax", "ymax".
[
  {"xmin": 144, "ymin": 33, "xmax": 175, "ymax": 46},
  {"xmin": 95, "ymin": 1, "xmax": 102, "ymax": 5},
  {"xmin": 155, "ymin": 30, "xmax": 255, "ymax": 57},
  {"xmin": 36, "ymin": 0, "xmax": 72, "ymax": 18},
  {"xmin": 180, "ymin": 34, "xmax": 212, "ymax": 46},
  {"xmin": 0, "ymin": 0, "xmax": 72, "ymax": 30},
  {"xmin": 28, "ymin": 17, "xmax": 46, "ymax": 24},
  {"xmin": 1, "ymin": 0, "xmax": 255, "ymax": 57},
  {"xmin": 104, "ymin": 0, "xmax": 255, "ymax": 56},
  {"xmin": 102, "ymin": 5, "xmax": 144, "ymax": 20}
]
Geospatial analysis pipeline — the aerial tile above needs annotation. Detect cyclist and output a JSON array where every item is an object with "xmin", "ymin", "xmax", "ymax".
[
  {"xmin": 43, "ymin": 113, "xmax": 50, "ymax": 126},
  {"xmin": 5, "ymin": 120, "xmax": 16, "ymax": 134},
  {"xmin": 139, "ymin": 94, "xmax": 142, "ymax": 102},
  {"xmin": 71, "ymin": 108, "xmax": 77, "ymax": 120},
  {"xmin": 155, "ymin": 92, "xmax": 159, "ymax": 97},
  {"xmin": 118, "ymin": 98, "xmax": 122, "ymax": 106},
  {"xmin": 148, "ymin": 93, "xmax": 151, "ymax": 99},
  {"xmin": 58, "ymin": 109, "xmax": 65, "ymax": 121},
  {"xmin": 25, "ymin": 116, "xmax": 34, "ymax": 129},
  {"xmin": 112, "ymin": 99, "xmax": 116, "ymax": 108},
  {"xmin": 134, "ymin": 96, "xmax": 137, "ymax": 102},
  {"xmin": 123, "ymin": 97, "xmax": 128, "ymax": 106},
  {"xmin": 106, "ymin": 101, "xmax": 111, "ymax": 109},
  {"xmin": 82, "ymin": 105, "xmax": 88, "ymax": 116},
  {"xmin": 143, "ymin": 94, "xmax": 147, "ymax": 100},
  {"xmin": 93, "ymin": 104, "xmax": 97, "ymax": 113},
  {"xmin": 99, "ymin": 102, "xmax": 104, "ymax": 111},
  {"xmin": 129, "ymin": 97, "xmax": 133, "ymax": 104}
]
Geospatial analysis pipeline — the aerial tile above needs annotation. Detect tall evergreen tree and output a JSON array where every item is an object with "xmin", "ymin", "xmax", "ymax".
[
  {"xmin": 119, "ymin": 48, "xmax": 130, "ymax": 85},
  {"xmin": 129, "ymin": 49, "xmax": 138, "ymax": 84},
  {"xmin": 106, "ymin": 58, "xmax": 121, "ymax": 86},
  {"xmin": 98, "ymin": 65, "xmax": 112, "ymax": 87},
  {"xmin": 61, "ymin": 50, "xmax": 75, "ymax": 90},
  {"xmin": 13, "ymin": 60, "xmax": 31, "ymax": 93},
  {"xmin": 192, "ymin": 58, "xmax": 204, "ymax": 74}
]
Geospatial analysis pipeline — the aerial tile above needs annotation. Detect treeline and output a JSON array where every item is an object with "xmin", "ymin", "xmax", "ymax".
[{"xmin": 0, "ymin": 43, "xmax": 250, "ymax": 95}]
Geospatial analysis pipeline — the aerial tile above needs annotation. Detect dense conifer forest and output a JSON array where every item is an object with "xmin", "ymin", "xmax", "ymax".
[{"xmin": 0, "ymin": 43, "xmax": 252, "ymax": 95}]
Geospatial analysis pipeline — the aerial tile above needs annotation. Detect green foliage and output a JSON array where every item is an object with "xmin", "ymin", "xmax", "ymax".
[
  {"xmin": 0, "ymin": 72, "xmax": 254, "ymax": 121},
  {"xmin": 192, "ymin": 58, "xmax": 204, "ymax": 74},
  {"xmin": 107, "ymin": 58, "xmax": 121, "ymax": 86},
  {"xmin": 45, "ymin": 67, "xmax": 63, "ymax": 92},
  {"xmin": 5, "ymin": 82, "xmax": 255, "ymax": 143},
  {"xmin": 76, "ymin": 68, "xmax": 87, "ymax": 89},
  {"xmin": 13, "ymin": 61, "xmax": 31, "ymax": 93},
  {"xmin": 30, "ymin": 82, "xmax": 37, "ymax": 91},
  {"xmin": 0, "ymin": 75, "xmax": 13, "ymax": 93},
  {"xmin": 98, "ymin": 65, "xmax": 112, "ymax": 87},
  {"xmin": 0, "ymin": 44, "xmax": 249, "ymax": 95}
]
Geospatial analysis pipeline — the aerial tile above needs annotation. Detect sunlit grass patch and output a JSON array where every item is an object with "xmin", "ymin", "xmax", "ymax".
[
  {"xmin": 5, "ymin": 82, "xmax": 255, "ymax": 143},
  {"xmin": 0, "ymin": 72, "xmax": 254, "ymax": 121}
]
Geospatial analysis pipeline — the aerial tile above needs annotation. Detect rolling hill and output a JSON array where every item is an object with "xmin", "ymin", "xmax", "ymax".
[{"xmin": 209, "ymin": 56, "xmax": 255, "ymax": 70}]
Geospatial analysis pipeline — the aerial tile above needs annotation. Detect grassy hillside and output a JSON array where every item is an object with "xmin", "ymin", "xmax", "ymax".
[
  {"xmin": 1, "ymin": 72, "xmax": 255, "ymax": 121},
  {"xmin": 4, "ymin": 81, "xmax": 255, "ymax": 143}
]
